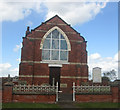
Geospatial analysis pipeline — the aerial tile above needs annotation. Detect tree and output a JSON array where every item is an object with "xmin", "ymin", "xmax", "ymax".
[{"xmin": 103, "ymin": 69, "xmax": 117, "ymax": 81}]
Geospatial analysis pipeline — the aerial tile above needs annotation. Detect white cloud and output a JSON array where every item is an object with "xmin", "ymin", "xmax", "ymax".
[
  {"xmin": 117, "ymin": 51, "xmax": 120, "ymax": 79},
  {"xmin": 118, "ymin": 61, "xmax": 120, "ymax": 79},
  {"xmin": 114, "ymin": 51, "xmax": 120, "ymax": 61},
  {"xmin": 88, "ymin": 52, "xmax": 119, "ymax": 79},
  {"xmin": 0, "ymin": 63, "xmax": 11, "ymax": 71},
  {"xmin": 0, "ymin": 1, "xmax": 43, "ymax": 22},
  {"xmin": 89, "ymin": 53, "xmax": 101, "ymax": 60},
  {"xmin": 1, "ymin": 0, "xmax": 108, "ymax": 25},
  {"xmin": 45, "ymin": 2, "xmax": 108, "ymax": 25},
  {"xmin": 13, "ymin": 43, "xmax": 22, "ymax": 52},
  {"xmin": 1, "ymin": 0, "xmax": 119, "ymax": 2},
  {"xmin": 0, "ymin": 63, "xmax": 18, "ymax": 77}
]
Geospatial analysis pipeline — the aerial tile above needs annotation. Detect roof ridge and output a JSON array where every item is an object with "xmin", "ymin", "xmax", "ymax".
[
  {"xmin": 32, "ymin": 15, "xmax": 80, "ymax": 35},
  {"xmin": 44, "ymin": 15, "xmax": 69, "ymax": 25}
]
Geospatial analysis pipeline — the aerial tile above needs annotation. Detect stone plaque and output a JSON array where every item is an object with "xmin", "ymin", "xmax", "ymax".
[{"xmin": 60, "ymin": 83, "xmax": 67, "ymax": 88}]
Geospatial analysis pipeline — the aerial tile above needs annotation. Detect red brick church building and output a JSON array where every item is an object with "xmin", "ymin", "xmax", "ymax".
[
  {"xmin": 2, "ymin": 15, "xmax": 120, "ymax": 103},
  {"xmin": 19, "ymin": 15, "xmax": 88, "ymax": 92}
]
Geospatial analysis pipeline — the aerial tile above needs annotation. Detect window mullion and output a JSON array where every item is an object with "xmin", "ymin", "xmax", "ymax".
[{"xmin": 67, "ymin": 51, "xmax": 68, "ymax": 61}]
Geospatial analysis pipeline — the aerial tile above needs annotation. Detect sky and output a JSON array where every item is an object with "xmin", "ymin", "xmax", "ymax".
[{"xmin": 0, "ymin": 0, "xmax": 119, "ymax": 79}]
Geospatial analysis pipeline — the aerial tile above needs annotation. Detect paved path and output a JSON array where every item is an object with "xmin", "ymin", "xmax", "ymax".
[{"xmin": 57, "ymin": 101, "xmax": 79, "ymax": 108}]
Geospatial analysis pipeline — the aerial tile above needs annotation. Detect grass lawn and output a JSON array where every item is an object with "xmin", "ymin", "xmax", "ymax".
[
  {"xmin": 76, "ymin": 102, "xmax": 120, "ymax": 108},
  {"xmin": 2, "ymin": 102, "xmax": 120, "ymax": 108},
  {"xmin": 2, "ymin": 103, "xmax": 60, "ymax": 108}
]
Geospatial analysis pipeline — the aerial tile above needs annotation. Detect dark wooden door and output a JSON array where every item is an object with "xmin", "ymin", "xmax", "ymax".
[{"xmin": 49, "ymin": 67, "xmax": 60, "ymax": 90}]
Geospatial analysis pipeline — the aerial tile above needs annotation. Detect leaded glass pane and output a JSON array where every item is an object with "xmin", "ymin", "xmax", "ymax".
[
  {"xmin": 46, "ymin": 33, "xmax": 51, "ymax": 38},
  {"xmin": 42, "ymin": 29, "xmax": 69, "ymax": 61},
  {"xmin": 52, "ymin": 40, "xmax": 59, "ymax": 49},
  {"xmin": 51, "ymin": 50, "xmax": 59, "ymax": 60},
  {"xmin": 43, "ymin": 39, "xmax": 50, "ymax": 49},
  {"xmin": 52, "ymin": 29, "xmax": 59, "ymax": 39},
  {"xmin": 42, "ymin": 50, "xmax": 50, "ymax": 60},
  {"xmin": 60, "ymin": 40, "xmax": 67, "ymax": 50},
  {"xmin": 61, "ymin": 34, "xmax": 65, "ymax": 39},
  {"xmin": 60, "ymin": 51, "xmax": 67, "ymax": 60}
]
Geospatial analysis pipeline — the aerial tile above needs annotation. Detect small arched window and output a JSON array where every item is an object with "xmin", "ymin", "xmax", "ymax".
[{"xmin": 42, "ymin": 29, "xmax": 68, "ymax": 61}]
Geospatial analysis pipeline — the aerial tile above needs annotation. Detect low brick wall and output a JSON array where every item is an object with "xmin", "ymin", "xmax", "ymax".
[
  {"xmin": 2, "ymin": 85, "xmax": 56, "ymax": 103},
  {"xmin": 0, "ymin": 90, "xmax": 2, "ymax": 103},
  {"xmin": 2, "ymin": 84, "xmax": 120, "ymax": 103},
  {"xmin": 12, "ymin": 94, "xmax": 56, "ymax": 103},
  {"xmin": 75, "ymin": 85, "xmax": 120, "ymax": 102},
  {"xmin": 76, "ymin": 94, "xmax": 112, "ymax": 102},
  {"xmin": 2, "ymin": 85, "xmax": 13, "ymax": 103},
  {"xmin": 119, "ymin": 90, "xmax": 120, "ymax": 102}
]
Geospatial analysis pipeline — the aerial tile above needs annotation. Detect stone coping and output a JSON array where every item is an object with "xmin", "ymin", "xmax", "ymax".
[
  {"xmin": 75, "ymin": 92, "xmax": 112, "ymax": 95},
  {"xmin": 13, "ymin": 92, "xmax": 56, "ymax": 95}
]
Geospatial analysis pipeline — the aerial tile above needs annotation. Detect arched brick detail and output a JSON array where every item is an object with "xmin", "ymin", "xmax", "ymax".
[{"xmin": 40, "ymin": 26, "xmax": 71, "ymax": 51}]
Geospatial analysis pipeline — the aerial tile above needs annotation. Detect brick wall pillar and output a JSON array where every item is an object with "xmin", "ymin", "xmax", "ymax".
[
  {"xmin": 3, "ymin": 83, "xmax": 13, "ymax": 103},
  {"xmin": 111, "ymin": 85, "xmax": 119, "ymax": 102}
]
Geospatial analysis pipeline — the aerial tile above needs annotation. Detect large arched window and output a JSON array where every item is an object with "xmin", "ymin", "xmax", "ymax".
[{"xmin": 42, "ymin": 29, "xmax": 69, "ymax": 61}]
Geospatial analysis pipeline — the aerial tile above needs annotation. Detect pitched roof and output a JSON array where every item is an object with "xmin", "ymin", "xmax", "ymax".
[
  {"xmin": 33, "ymin": 15, "xmax": 80, "ymax": 34},
  {"xmin": 44, "ymin": 15, "xmax": 69, "ymax": 25}
]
